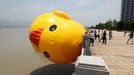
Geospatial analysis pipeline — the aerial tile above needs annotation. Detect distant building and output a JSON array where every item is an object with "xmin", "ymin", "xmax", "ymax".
[{"xmin": 121, "ymin": 0, "xmax": 134, "ymax": 21}]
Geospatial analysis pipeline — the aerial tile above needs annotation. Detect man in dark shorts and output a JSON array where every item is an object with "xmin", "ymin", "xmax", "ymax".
[{"xmin": 127, "ymin": 32, "xmax": 134, "ymax": 44}]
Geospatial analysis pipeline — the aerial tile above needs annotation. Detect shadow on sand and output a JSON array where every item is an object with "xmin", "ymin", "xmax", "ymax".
[{"xmin": 30, "ymin": 64, "xmax": 75, "ymax": 75}]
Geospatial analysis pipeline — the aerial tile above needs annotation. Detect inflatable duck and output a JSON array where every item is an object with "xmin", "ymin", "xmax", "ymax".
[{"xmin": 29, "ymin": 10, "xmax": 85, "ymax": 64}]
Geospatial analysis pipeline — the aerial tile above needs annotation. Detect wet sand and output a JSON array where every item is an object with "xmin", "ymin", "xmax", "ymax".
[{"xmin": 91, "ymin": 31, "xmax": 134, "ymax": 75}]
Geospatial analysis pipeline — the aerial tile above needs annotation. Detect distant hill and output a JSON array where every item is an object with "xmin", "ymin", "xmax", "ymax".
[{"xmin": 0, "ymin": 19, "xmax": 31, "ymax": 28}]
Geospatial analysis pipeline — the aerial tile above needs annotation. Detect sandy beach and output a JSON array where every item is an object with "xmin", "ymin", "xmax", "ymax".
[{"xmin": 91, "ymin": 31, "xmax": 134, "ymax": 75}]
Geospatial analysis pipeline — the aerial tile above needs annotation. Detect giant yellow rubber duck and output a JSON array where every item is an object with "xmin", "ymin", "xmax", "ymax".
[{"xmin": 29, "ymin": 10, "xmax": 85, "ymax": 64}]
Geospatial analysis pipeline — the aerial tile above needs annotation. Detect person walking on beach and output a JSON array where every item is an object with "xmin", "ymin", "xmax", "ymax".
[
  {"xmin": 99, "ymin": 30, "xmax": 103, "ymax": 43},
  {"xmin": 102, "ymin": 31, "xmax": 107, "ymax": 44},
  {"xmin": 94, "ymin": 29, "xmax": 97, "ymax": 40},
  {"xmin": 124, "ymin": 31, "xmax": 127, "ymax": 37},
  {"xmin": 127, "ymin": 32, "xmax": 134, "ymax": 44},
  {"xmin": 109, "ymin": 30, "xmax": 112, "ymax": 40},
  {"xmin": 97, "ymin": 30, "xmax": 101, "ymax": 42}
]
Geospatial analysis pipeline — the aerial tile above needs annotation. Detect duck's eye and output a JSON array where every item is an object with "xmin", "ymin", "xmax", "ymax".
[
  {"xmin": 49, "ymin": 25, "xmax": 57, "ymax": 31},
  {"xmin": 44, "ymin": 51, "xmax": 50, "ymax": 58}
]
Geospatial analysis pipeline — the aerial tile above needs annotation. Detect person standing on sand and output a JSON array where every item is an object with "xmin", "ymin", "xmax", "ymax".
[
  {"xmin": 109, "ymin": 30, "xmax": 112, "ymax": 40},
  {"xmin": 127, "ymin": 32, "xmax": 134, "ymax": 44},
  {"xmin": 99, "ymin": 30, "xmax": 104, "ymax": 43},
  {"xmin": 102, "ymin": 31, "xmax": 107, "ymax": 44},
  {"xmin": 94, "ymin": 29, "xmax": 97, "ymax": 40},
  {"xmin": 124, "ymin": 31, "xmax": 127, "ymax": 37},
  {"xmin": 97, "ymin": 30, "xmax": 101, "ymax": 42}
]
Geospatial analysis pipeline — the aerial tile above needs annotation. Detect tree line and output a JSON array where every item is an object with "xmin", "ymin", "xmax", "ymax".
[{"xmin": 94, "ymin": 19, "xmax": 134, "ymax": 31}]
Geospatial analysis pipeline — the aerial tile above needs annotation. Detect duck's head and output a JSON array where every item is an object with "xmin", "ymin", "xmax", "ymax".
[{"xmin": 29, "ymin": 10, "xmax": 85, "ymax": 64}]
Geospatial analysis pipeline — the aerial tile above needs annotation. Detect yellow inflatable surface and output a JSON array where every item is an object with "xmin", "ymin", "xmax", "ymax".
[{"xmin": 29, "ymin": 10, "xmax": 85, "ymax": 64}]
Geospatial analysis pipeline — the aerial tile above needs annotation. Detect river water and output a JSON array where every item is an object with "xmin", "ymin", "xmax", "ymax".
[{"xmin": 0, "ymin": 28, "xmax": 52, "ymax": 75}]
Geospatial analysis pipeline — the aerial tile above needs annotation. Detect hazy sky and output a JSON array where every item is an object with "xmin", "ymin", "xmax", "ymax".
[{"xmin": 0, "ymin": 0, "xmax": 121, "ymax": 26}]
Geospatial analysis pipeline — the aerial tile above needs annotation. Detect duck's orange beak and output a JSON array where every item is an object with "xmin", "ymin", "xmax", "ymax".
[{"xmin": 29, "ymin": 28, "xmax": 44, "ymax": 47}]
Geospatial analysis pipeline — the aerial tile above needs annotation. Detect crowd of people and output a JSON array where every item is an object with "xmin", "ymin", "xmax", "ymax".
[
  {"xmin": 84, "ymin": 29, "xmax": 134, "ymax": 46},
  {"xmin": 84, "ymin": 29, "xmax": 113, "ymax": 46}
]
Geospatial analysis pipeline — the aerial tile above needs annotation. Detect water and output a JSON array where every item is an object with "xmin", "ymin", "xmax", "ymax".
[{"xmin": 0, "ymin": 28, "xmax": 52, "ymax": 75}]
